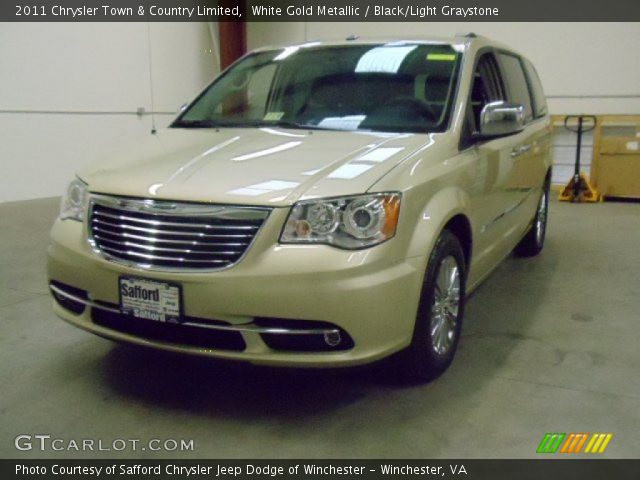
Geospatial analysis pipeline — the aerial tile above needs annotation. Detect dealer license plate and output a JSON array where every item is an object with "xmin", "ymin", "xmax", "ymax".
[{"xmin": 119, "ymin": 277, "xmax": 181, "ymax": 323}]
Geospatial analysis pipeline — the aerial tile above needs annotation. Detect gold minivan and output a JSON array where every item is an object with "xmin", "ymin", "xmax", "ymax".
[{"xmin": 48, "ymin": 34, "xmax": 551, "ymax": 381}]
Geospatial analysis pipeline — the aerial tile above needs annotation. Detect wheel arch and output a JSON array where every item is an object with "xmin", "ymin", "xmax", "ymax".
[
  {"xmin": 442, "ymin": 214, "xmax": 472, "ymax": 270},
  {"xmin": 405, "ymin": 186, "xmax": 475, "ymax": 271}
]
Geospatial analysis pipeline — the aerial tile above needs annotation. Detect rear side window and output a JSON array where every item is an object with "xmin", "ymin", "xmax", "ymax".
[
  {"xmin": 497, "ymin": 53, "xmax": 533, "ymax": 122},
  {"xmin": 522, "ymin": 59, "xmax": 548, "ymax": 118}
]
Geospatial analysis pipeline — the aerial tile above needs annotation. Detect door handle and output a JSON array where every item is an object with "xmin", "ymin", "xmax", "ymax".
[{"xmin": 510, "ymin": 144, "xmax": 532, "ymax": 158}]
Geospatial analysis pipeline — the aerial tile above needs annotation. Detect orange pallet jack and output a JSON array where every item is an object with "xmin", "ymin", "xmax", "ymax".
[{"xmin": 559, "ymin": 115, "xmax": 599, "ymax": 202}]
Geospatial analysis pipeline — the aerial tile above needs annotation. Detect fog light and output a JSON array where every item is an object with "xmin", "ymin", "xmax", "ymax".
[{"xmin": 324, "ymin": 331, "xmax": 341, "ymax": 347}]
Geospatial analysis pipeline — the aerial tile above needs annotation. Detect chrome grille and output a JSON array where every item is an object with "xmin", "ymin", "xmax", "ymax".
[{"xmin": 88, "ymin": 195, "xmax": 270, "ymax": 270}]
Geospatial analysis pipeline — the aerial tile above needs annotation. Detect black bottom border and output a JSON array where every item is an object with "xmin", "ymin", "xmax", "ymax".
[{"xmin": 3, "ymin": 459, "xmax": 640, "ymax": 480}]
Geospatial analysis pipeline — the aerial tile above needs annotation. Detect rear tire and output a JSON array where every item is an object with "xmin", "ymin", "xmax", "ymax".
[
  {"xmin": 514, "ymin": 177, "xmax": 550, "ymax": 257},
  {"xmin": 395, "ymin": 229, "xmax": 466, "ymax": 383}
]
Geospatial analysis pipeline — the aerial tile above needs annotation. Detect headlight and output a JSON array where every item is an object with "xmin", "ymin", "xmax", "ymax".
[
  {"xmin": 60, "ymin": 178, "xmax": 89, "ymax": 221},
  {"xmin": 280, "ymin": 193, "xmax": 401, "ymax": 249}
]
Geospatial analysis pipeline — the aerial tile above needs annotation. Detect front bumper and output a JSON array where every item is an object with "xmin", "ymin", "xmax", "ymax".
[{"xmin": 47, "ymin": 209, "xmax": 426, "ymax": 367}]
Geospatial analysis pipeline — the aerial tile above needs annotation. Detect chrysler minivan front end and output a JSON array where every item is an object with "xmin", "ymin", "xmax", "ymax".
[{"xmin": 48, "ymin": 184, "xmax": 427, "ymax": 366}]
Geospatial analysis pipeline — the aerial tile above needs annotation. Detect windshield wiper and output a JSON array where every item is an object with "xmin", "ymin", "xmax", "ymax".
[
  {"xmin": 171, "ymin": 119, "xmax": 249, "ymax": 129},
  {"xmin": 172, "ymin": 119, "xmax": 217, "ymax": 129},
  {"xmin": 267, "ymin": 120, "xmax": 333, "ymax": 131},
  {"xmin": 172, "ymin": 119, "xmax": 333, "ymax": 131}
]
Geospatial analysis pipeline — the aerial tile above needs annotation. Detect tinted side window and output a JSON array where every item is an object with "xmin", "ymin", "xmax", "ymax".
[
  {"xmin": 522, "ymin": 59, "xmax": 547, "ymax": 118},
  {"xmin": 497, "ymin": 53, "xmax": 533, "ymax": 122}
]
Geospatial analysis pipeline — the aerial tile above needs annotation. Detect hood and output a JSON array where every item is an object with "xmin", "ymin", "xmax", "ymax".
[{"xmin": 80, "ymin": 127, "xmax": 436, "ymax": 206}]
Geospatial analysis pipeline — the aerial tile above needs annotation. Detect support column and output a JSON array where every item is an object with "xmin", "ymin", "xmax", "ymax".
[{"xmin": 218, "ymin": 20, "xmax": 246, "ymax": 70}]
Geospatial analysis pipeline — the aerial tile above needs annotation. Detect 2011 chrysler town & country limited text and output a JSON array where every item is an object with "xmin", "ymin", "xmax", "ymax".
[{"xmin": 48, "ymin": 34, "xmax": 551, "ymax": 381}]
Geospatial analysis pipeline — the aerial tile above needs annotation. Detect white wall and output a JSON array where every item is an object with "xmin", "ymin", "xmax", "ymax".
[
  {"xmin": 0, "ymin": 22, "xmax": 219, "ymax": 202},
  {"xmin": 247, "ymin": 22, "xmax": 640, "ymax": 115}
]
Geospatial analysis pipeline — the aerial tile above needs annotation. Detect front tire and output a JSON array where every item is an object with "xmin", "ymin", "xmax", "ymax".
[{"xmin": 395, "ymin": 230, "xmax": 466, "ymax": 382}]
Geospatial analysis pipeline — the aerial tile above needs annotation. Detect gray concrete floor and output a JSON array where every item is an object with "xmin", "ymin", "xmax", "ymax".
[{"xmin": 0, "ymin": 197, "xmax": 638, "ymax": 459}]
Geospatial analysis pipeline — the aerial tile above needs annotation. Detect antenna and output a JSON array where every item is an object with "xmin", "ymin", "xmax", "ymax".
[
  {"xmin": 456, "ymin": 32, "xmax": 477, "ymax": 38},
  {"xmin": 146, "ymin": 22, "xmax": 157, "ymax": 135}
]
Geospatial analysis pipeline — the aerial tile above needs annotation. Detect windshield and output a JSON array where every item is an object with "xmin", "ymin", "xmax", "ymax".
[{"xmin": 173, "ymin": 43, "xmax": 462, "ymax": 134}]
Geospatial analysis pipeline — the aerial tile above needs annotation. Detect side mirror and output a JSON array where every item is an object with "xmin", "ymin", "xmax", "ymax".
[{"xmin": 478, "ymin": 101, "xmax": 525, "ymax": 138}]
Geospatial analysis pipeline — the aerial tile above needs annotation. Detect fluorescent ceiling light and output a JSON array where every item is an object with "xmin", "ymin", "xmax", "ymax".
[
  {"xmin": 356, "ymin": 147, "xmax": 405, "ymax": 163},
  {"xmin": 317, "ymin": 115, "xmax": 365, "ymax": 130},
  {"xmin": 228, "ymin": 180, "xmax": 299, "ymax": 196},
  {"xmin": 328, "ymin": 164, "xmax": 373, "ymax": 179},
  {"xmin": 232, "ymin": 141, "xmax": 302, "ymax": 161},
  {"xmin": 355, "ymin": 46, "xmax": 418, "ymax": 73}
]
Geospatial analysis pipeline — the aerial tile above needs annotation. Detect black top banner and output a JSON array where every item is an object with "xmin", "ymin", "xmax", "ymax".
[{"xmin": 4, "ymin": 0, "xmax": 640, "ymax": 22}]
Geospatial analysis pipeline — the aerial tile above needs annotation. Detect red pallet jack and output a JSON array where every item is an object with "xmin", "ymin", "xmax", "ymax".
[{"xmin": 559, "ymin": 115, "xmax": 600, "ymax": 202}]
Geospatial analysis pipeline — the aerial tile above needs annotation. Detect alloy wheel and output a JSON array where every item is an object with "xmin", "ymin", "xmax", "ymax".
[
  {"xmin": 535, "ymin": 189, "xmax": 548, "ymax": 246},
  {"xmin": 430, "ymin": 255, "xmax": 461, "ymax": 356}
]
